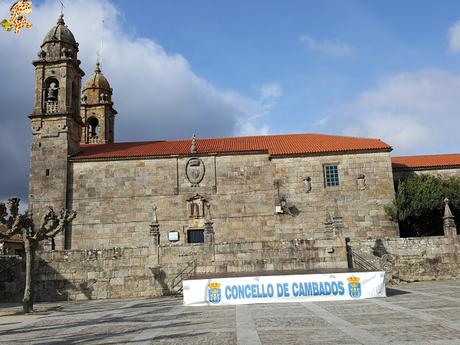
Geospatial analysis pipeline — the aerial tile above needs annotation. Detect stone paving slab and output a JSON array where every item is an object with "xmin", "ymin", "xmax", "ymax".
[{"xmin": 0, "ymin": 280, "xmax": 459, "ymax": 344}]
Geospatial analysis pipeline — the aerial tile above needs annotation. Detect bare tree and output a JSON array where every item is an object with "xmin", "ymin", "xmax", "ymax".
[{"xmin": 0, "ymin": 197, "xmax": 76, "ymax": 313}]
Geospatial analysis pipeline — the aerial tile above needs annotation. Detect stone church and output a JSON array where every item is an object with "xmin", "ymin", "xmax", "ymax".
[
  {"xmin": 29, "ymin": 15, "xmax": 460, "ymax": 250},
  {"xmin": 29, "ymin": 15, "xmax": 401, "ymax": 250},
  {"xmin": 17, "ymin": 15, "xmax": 459, "ymax": 300}
]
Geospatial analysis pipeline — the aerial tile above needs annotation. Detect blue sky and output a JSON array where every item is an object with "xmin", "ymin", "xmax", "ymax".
[
  {"xmin": 1, "ymin": 0, "xmax": 460, "ymax": 203},
  {"xmin": 108, "ymin": 0, "xmax": 460, "ymax": 134}
]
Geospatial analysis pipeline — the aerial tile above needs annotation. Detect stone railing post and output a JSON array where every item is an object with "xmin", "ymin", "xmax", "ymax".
[
  {"xmin": 204, "ymin": 219, "xmax": 214, "ymax": 244},
  {"xmin": 204, "ymin": 202, "xmax": 215, "ymax": 244},
  {"xmin": 443, "ymin": 198, "xmax": 457, "ymax": 238}
]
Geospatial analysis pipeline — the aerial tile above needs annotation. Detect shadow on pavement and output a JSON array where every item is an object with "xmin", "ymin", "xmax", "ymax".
[{"xmin": 386, "ymin": 287, "xmax": 411, "ymax": 297}]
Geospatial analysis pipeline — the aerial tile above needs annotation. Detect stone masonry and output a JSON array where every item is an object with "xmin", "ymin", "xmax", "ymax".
[
  {"xmin": 393, "ymin": 167, "xmax": 460, "ymax": 181},
  {"xmin": 1, "ymin": 237, "xmax": 347, "ymax": 302},
  {"xmin": 67, "ymin": 151, "xmax": 398, "ymax": 250}
]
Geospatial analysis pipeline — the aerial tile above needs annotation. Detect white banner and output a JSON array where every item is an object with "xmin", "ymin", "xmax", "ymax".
[{"xmin": 183, "ymin": 271, "xmax": 386, "ymax": 306}]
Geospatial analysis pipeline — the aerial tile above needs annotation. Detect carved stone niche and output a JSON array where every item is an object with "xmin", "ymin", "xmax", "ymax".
[
  {"xmin": 187, "ymin": 194, "xmax": 209, "ymax": 228},
  {"xmin": 187, "ymin": 194, "xmax": 207, "ymax": 218}
]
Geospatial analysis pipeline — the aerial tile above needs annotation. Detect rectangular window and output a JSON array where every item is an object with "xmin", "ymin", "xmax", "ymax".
[
  {"xmin": 187, "ymin": 229, "xmax": 204, "ymax": 244},
  {"xmin": 324, "ymin": 164, "xmax": 340, "ymax": 187}
]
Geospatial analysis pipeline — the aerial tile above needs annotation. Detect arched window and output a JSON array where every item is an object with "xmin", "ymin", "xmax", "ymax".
[
  {"xmin": 88, "ymin": 117, "xmax": 99, "ymax": 138},
  {"xmin": 44, "ymin": 78, "xmax": 59, "ymax": 113}
]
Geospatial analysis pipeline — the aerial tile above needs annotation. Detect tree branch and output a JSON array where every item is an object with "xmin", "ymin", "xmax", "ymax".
[{"xmin": 0, "ymin": 198, "xmax": 24, "ymax": 239}]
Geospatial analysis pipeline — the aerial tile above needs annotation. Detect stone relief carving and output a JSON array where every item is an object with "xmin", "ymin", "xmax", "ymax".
[
  {"xmin": 61, "ymin": 47, "xmax": 72, "ymax": 58},
  {"xmin": 37, "ymin": 49, "xmax": 46, "ymax": 59},
  {"xmin": 186, "ymin": 158, "xmax": 205, "ymax": 186},
  {"xmin": 32, "ymin": 122, "xmax": 42, "ymax": 132},
  {"xmin": 357, "ymin": 174, "xmax": 367, "ymax": 190}
]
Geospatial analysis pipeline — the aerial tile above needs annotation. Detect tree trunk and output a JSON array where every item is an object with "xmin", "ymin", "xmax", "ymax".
[{"xmin": 22, "ymin": 236, "xmax": 36, "ymax": 313}]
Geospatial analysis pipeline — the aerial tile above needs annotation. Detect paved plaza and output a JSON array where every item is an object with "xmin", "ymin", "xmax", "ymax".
[{"xmin": 0, "ymin": 280, "xmax": 459, "ymax": 345}]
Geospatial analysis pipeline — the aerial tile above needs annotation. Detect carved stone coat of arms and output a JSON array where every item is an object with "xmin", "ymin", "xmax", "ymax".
[{"xmin": 186, "ymin": 158, "xmax": 205, "ymax": 186}]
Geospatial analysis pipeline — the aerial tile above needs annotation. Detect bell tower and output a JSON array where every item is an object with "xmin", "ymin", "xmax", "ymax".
[
  {"xmin": 29, "ymin": 14, "xmax": 85, "ymax": 249},
  {"xmin": 81, "ymin": 62, "xmax": 117, "ymax": 144}
]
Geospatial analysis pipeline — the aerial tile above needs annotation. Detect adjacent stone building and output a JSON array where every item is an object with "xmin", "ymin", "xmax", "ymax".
[
  {"xmin": 0, "ymin": 226, "xmax": 24, "ymax": 256},
  {"xmin": 392, "ymin": 154, "xmax": 460, "ymax": 180}
]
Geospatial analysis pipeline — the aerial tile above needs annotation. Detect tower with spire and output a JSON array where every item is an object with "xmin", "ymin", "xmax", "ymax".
[
  {"xmin": 80, "ymin": 62, "xmax": 117, "ymax": 144},
  {"xmin": 29, "ymin": 14, "xmax": 85, "ymax": 249}
]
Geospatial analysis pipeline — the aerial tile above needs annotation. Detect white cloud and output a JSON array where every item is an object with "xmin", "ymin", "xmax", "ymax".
[
  {"xmin": 300, "ymin": 34, "xmax": 354, "ymax": 57},
  {"xmin": 259, "ymin": 82, "xmax": 283, "ymax": 101},
  {"xmin": 0, "ymin": 0, "xmax": 277, "ymax": 201},
  {"xmin": 325, "ymin": 70, "xmax": 460, "ymax": 154},
  {"xmin": 258, "ymin": 82, "xmax": 283, "ymax": 115},
  {"xmin": 448, "ymin": 21, "xmax": 460, "ymax": 52},
  {"xmin": 237, "ymin": 122, "xmax": 269, "ymax": 136}
]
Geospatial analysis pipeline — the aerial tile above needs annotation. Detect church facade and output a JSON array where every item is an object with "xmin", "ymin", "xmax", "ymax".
[
  {"xmin": 29, "ymin": 15, "xmax": 402, "ymax": 251},
  {"xmin": 28, "ymin": 16, "xmax": 460, "ymax": 251},
  {"xmin": 8, "ymin": 15, "xmax": 458, "ymax": 301}
]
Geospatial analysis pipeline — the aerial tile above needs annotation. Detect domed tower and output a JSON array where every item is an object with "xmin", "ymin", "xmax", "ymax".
[
  {"xmin": 29, "ymin": 14, "xmax": 85, "ymax": 249},
  {"xmin": 81, "ymin": 62, "xmax": 117, "ymax": 144}
]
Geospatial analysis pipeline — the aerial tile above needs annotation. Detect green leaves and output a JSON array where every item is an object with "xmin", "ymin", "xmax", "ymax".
[{"xmin": 391, "ymin": 174, "xmax": 459, "ymax": 237}]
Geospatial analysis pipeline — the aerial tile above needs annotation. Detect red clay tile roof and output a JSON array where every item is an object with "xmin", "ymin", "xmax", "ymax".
[
  {"xmin": 392, "ymin": 154, "xmax": 460, "ymax": 170},
  {"xmin": 0, "ymin": 225, "xmax": 23, "ymax": 244},
  {"xmin": 72, "ymin": 133, "xmax": 391, "ymax": 160}
]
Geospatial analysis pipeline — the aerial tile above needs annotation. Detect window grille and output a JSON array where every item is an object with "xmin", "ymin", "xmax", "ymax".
[{"xmin": 324, "ymin": 164, "xmax": 340, "ymax": 187}]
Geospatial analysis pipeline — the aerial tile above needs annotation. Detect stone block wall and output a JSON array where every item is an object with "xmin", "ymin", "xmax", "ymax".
[
  {"xmin": 28, "ymin": 237, "xmax": 346, "ymax": 302},
  {"xmin": 68, "ymin": 150, "xmax": 397, "ymax": 250},
  {"xmin": 350, "ymin": 236, "xmax": 460, "ymax": 281},
  {"xmin": 159, "ymin": 237, "xmax": 348, "ymax": 275},
  {"xmin": 393, "ymin": 167, "xmax": 460, "ymax": 181},
  {"xmin": 0, "ymin": 255, "xmax": 24, "ymax": 302},
  {"xmin": 34, "ymin": 247, "xmax": 158, "ymax": 301},
  {"xmin": 272, "ymin": 151, "xmax": 398, "ymax": 239}
]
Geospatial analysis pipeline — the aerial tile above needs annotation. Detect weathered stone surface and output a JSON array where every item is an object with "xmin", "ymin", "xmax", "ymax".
[
  {"xmin": 393, "ymin": 167, "xmax": 460, "ymax": 181},
  {"xmin": 1, "ymin": 237, "xmax": 348, "ymax": 302},
  {"xmin": 350, "ymin": 236, "xmax": 460, "ymax": 281},
  {"xmin": 67, "ymin": 151, "xmax": 398, "ymax": 250}
]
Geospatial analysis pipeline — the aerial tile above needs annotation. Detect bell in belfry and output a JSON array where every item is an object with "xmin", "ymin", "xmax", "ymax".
[{"xmin": 47, "ymin": 82, "xmax": 58, "ymax": 101}]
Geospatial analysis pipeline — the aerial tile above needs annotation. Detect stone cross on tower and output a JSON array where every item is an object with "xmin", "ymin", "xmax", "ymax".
[{"xmin": 443, "ymin": 198, "xmax": 457, "ymax": 237}]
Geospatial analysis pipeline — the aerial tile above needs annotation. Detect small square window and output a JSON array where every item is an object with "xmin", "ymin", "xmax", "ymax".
[
  {"xmin": 187, "ymin": 229, "xmax": 204, "ymax": 244},
  {"xmin": 324, "ymin": 164, "xmax": 340, "ymax": 187}
]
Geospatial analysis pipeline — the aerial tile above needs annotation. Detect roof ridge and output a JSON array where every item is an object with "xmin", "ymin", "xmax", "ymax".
[
  {"xmin": 393, "ymin": 153, "xmax": 460, "ymax": 159},
  {"xmin": 85, "ymin": 132, "xmax": 387, "ymax": 146}
]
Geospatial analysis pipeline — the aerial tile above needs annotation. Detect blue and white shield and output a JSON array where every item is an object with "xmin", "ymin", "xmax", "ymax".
[
  {"xmin": 208, "ymin": 287, "xmax": 221, "ymax": 304},
  {"xmin": 348, "ymin": 283, "xmax": 361, "ymax": 298}
]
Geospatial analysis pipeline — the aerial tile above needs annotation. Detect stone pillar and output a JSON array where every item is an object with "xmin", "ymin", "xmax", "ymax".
[
  {"xmin": 325, "ymin": 206, "xmax": 344, "ymax": 238},
  {"xmin": 149, "ymin": 205, "xmax": 160, "ymax": 266},
  {"xmin": 204, "ymin": 202, "xmax": 214, "ymax": 244},
  {"xmin": 204, "ymin": 219, "xmax": 214, "ymax": 244},
  {"xmin": 150, "ymin": 222, "xmax": 160, "ymax": 245},
  {"xmin": 443, "ymin": 198, "xmax": 457, "ymax": 238},
  {"xmin": 324, "ymin": 211, "xmax": 334, "ymax": 238}
]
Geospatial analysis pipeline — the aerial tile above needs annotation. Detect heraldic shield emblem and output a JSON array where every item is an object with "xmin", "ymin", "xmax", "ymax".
[
  {"xmin": 208, "ymin": 282, "xmax": 222, "ymax": 304},
  {"xmin": 186, "ymin": 158, "xmax": 205, "ymax": 185},
  {"xmin": 347, "ymin": 276, "xmax": 361, "ymax": 298}
]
